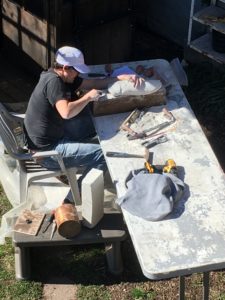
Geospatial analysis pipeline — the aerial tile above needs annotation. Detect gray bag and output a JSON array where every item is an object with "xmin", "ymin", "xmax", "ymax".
[{"xmin": 116, "ymin": 171, "xmax": 185, "ymax": 221}]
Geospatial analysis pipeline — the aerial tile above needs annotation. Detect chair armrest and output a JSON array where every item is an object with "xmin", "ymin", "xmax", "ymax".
[
  {"xmin": 14, "ymin": 150, "xmax": 59, "ymax": 161},
  {"xmin": 31, "ymin": 150, "xmax": 60, "ymax": 158},
  {"xmin": 32, "ymin": 150, "xmax": 66, "ymax": 173},
  {"xmin": 13, "ymin": 150, "xmax": 66, "ymax": 173}
]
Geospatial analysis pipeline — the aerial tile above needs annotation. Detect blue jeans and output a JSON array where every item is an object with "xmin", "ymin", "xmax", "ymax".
[{"xmin": 40, "ymin": 111, "xmax": 107, "ymax": 200}]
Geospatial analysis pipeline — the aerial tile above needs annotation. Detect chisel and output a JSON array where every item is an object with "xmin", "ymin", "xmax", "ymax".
[
  {"xmin": 141, "ymin": 135, "xmax": 168, "ymax": 148},
  {"xmin": 106, "ymin": 151, "xmax": 144, "ymax": 158},
  {"xmin": 106, "ymin": 148, "xmax": 150, "ymax": 160},
  {"xmin": 42, "ymin": 211, "xmax": 55, "ymax": 233},
  {"xmin": 50, "ymin": 220, "xmax": 57, "ymax": 240}
]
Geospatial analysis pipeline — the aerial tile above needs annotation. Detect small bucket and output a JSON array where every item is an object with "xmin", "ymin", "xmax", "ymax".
[{"xmin": 55, "ymin": 204, "xmax": 81, "ymax": 238}]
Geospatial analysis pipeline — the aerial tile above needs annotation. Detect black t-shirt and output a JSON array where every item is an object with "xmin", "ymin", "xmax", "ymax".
[{"xmin": 24, "ymin": 69, "xmax": 83, "ymax": 150}]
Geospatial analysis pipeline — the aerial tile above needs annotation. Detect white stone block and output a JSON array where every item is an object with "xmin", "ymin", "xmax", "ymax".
[{"xmin": 81, "ymin": 168, "xmax": 104, "ymax": 228}]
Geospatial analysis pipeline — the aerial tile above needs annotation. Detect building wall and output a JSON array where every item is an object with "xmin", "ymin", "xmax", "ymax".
[
  {"xmin": 1, "ymin": 0, "xmax": 205, "ymax": 70},
  {"xmin": 1, "ymin": 0, "xmax": 132, "ymax": 68},
  {"xmin": 133, "ymin": 0, "xmax": 204, "ymax": 46}
]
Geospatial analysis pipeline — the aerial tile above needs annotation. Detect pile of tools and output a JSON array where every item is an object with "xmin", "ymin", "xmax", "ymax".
[
  {"xmin": 119, "ymin": 107, "xmax": 176, "ymax": 141},
  {"xmin": 106, "ymin": 107, "xmax": 177, "ymax": 174}
]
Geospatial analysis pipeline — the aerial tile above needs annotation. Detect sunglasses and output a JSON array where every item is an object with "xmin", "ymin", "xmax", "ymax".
[
  {"xmin": 67, "ymin": 66, "xmax": 80, "ymax": 74},
  {"xmin": 67, "ymin": 66, "xmax": 75, "ymax": 71}
]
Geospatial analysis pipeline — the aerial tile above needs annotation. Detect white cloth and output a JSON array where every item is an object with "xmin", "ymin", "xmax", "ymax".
[{"xmin": 108, "ymin": 79, "xmax": 162, "ymax": 97}]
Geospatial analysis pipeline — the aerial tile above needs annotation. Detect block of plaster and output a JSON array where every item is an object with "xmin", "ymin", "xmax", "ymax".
[{"xmin": 81, "ymin": 168, "xmax": 104, "ymax": 228}]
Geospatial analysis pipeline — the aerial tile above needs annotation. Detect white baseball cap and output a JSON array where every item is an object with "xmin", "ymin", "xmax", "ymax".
[{"xmin": 55, "ymin": 46, "xmax": 90, "ymax": 73}]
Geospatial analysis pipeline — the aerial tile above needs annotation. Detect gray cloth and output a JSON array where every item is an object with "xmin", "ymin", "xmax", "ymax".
[{"xmin": 116, "ymin": 172, "xmax": 185, "ymax": 221}]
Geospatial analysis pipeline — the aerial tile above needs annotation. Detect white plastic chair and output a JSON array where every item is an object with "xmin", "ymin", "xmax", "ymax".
[{"xmin": 0, "ymin": 103, "xmax": 81, "ymax": 205}]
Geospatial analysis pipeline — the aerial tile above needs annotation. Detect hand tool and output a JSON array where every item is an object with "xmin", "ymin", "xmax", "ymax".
[
  {"xmin": 106, "ymin": 151, "xmax": 146, "ymax": 158},
  {"xmin": 50, "ymin": 220, "xmax": 57, "ymax": 240},
  {"xmin": 106, "ymin": 148, "xmax": 150, "ymax": 160},
  {"xmin": 98, "ymin": 91, "xmax": 106, "ymax": 98},
  {"xmin": 120, "ymin": 123, "xmax": 141, "ymax": 139},
  {"xmin": 143, "ymin": 148, "xmax": 155, "ymax": 173},
  {"xmin": 120, "ymin": 109, "xmax": 142, "ymax": 129},
  {"xmin": 144, "ymin": 161, "xmax": 155, "ymax": 173},
  {"xmin": 92, "ymin": 91, "xmax": 106, "ymax": 101},
  {"xmin": 120, "ymin": 109, "xmax": 144, "ymax": 139},
  {"xmin": 125, "ymin": 108, "xmax": 176, "ymax": 140},
  {"xmin": 141, "ymin": 135, "xmax": 168, "ymax": 148},
  {"xmin": 120, "ymin": 108, "xmax": 175, "ymax": 141},
  {"xmin": 163, "ymin": 159, "xmax": 178, "ymax": 176},
  {"xmin": 42, "ymin": 211, "xmax": 55, "ymax": 233}
]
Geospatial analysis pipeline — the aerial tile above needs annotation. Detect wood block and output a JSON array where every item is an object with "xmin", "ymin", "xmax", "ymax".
[{"xmin": 13, "ymin": 210, "xmax": 45, "ymax": 236}]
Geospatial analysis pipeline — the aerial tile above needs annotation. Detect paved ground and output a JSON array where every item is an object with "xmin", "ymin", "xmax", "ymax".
[{"xmin": 42, "ymin": 277, "xmax": 78, "ymax": 300}]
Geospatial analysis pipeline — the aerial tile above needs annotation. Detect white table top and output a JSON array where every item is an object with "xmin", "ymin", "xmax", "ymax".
[{"xmin": 93, "ymin": 59, "xmax": 225, "ymax": 279}]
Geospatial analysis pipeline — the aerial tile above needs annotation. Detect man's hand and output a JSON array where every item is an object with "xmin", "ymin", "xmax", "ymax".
[
  {"xmin": 85, "ymin": 89, "xmax": 104, "ymax": 101},
  {"xmin": 117, "ymin": 74, "xmax": 144, "ymax": 88},
  {"xmin": 56, "ymin": 89, "xmax": 104, "ymax": 119}
]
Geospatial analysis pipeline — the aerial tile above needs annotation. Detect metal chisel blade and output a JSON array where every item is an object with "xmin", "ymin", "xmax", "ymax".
[{"xmin": 106, "ymin": 151, "xmax": 143, "ymax": 158}]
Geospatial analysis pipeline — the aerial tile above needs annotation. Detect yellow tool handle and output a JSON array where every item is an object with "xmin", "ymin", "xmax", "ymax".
[
  {"xmin": 145, "ymin": 161, "xmax": 154, "ymax": 173},
  {"xmin": 163, "ymin": 159, "xmax": 177, "ymax": 173}
]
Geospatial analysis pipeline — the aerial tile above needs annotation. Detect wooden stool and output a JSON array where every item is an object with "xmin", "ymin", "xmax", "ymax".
[{"xmin": 13, "ymin": 209, "xmax": 127, "ymax": 280}]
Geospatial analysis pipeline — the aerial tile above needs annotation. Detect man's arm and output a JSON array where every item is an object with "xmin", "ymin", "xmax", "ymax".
[
  {"xmin": 55, "ymin": 74, "xmax": 143, "ymax": 119},
  {"xmin": 80, "ymin": 74, "xmax": 143, "ymax": 90},
  {"xmin": 55, "ymin": 89, "xmax": 100, "ymax": 119}
]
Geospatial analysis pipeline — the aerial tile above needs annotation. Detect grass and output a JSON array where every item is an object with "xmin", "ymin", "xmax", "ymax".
[
  {"xmin": 0, "ymin": 185, "xmax": 43, "ymax": 300},
  {"xmin": 131, "ymin": 287, "xmax": 157, "ymax": 299},
  {"xmin": 77, "ymin": 285, "xmax": 111, "ymax": 300},
  {"xmin": 0, "ymin": 184, "xmax": 12, "ymax": 219},
  {"xmin": 0, "ymin": 62, "xmax": 225, "ymax": 299}
]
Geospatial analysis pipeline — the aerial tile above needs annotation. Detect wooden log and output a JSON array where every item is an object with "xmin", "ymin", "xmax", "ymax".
[{"xmin": 55, "ymin": 204, "xmax": 81, "ymax": 238}]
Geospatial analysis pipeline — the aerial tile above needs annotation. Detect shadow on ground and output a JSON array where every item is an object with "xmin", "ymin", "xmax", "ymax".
[{"xmin": 31, "ymin": 238, "xmax": 147, "ymax": 286}]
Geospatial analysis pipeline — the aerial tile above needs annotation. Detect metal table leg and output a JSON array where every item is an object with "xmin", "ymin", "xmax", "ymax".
[
  {"xmin": 179, "ymin": 276, "xmax": 185, "ymax": 300},
  {"xmin": 105, "ymin": 241, "xmax": 123, "ymax": 275},
  {"xmin": 203, "ymin": 272, "xmax": 210, "ymax": 300}
]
